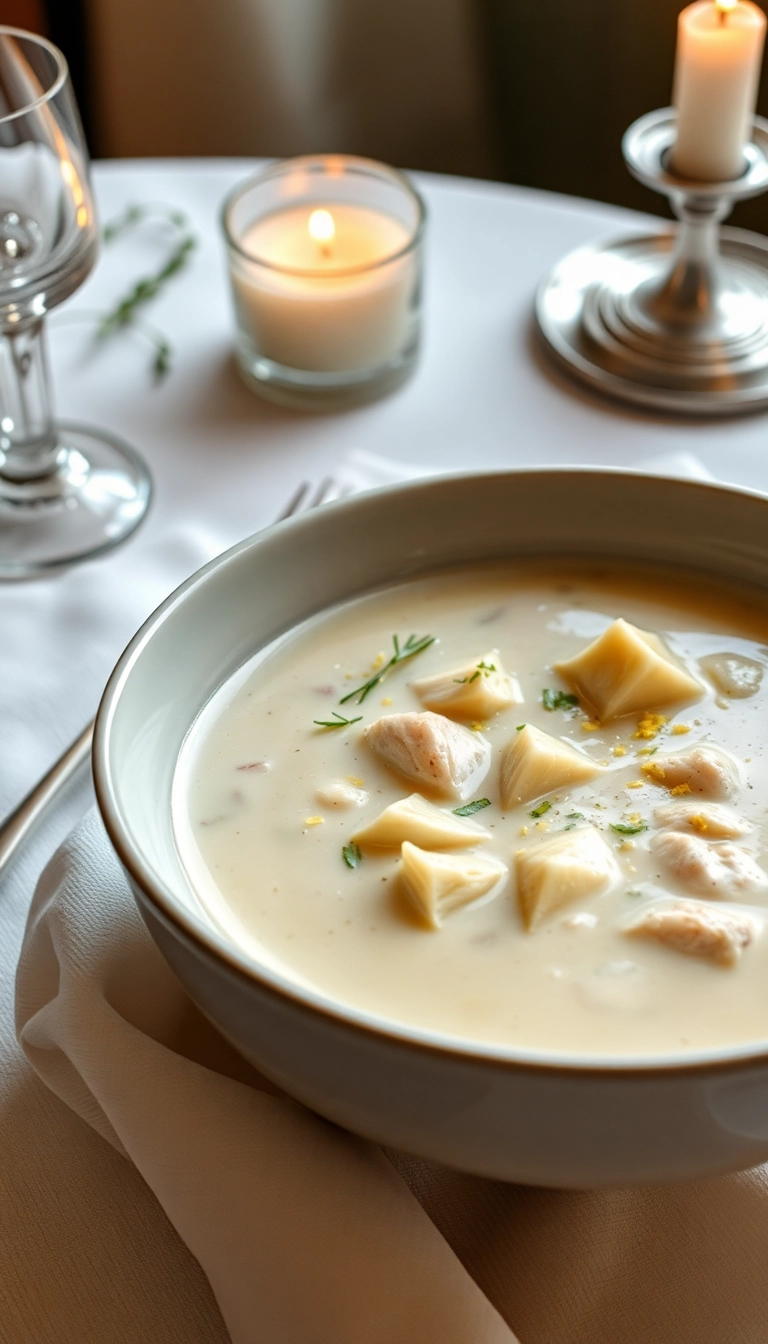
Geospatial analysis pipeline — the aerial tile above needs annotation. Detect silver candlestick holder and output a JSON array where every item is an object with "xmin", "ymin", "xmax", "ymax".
[{"xmin": 536, "ymin": 108, "xmax": 768, "ymax": 415}]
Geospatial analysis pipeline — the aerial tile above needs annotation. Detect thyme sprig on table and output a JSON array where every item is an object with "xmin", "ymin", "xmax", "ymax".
[
  {"xmin": 97, "ymin": 204, "xmax": 197, "ymax": 377},
  {"xmin": 340, "ymin": 633, "xmax": 435, "ymax": 706},
  {"xmin": 55, "ymin": 204, "xmax": 197, "ymax": 381}
]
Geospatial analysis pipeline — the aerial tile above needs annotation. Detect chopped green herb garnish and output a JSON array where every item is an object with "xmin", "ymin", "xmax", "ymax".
[
  {"xmin": 516, "ymin": 723, "xmax": 526, "ymax": 731},
  {"xmin": 454, "ymin": 660, "xmax": 496, "ymax": 686},
  {"xmin": 342, "ymin": 842, "xmax": 363, "ymax": 869},
  {"xmin": 542, "ymin": 688, "xmax": 579, "ymax": 711},
  {"xmin": 453, "ymin": 798, "xmax": 491, "ymax": 817},
  {"xmin": 530, "ymin": 800, "xmax": 552, "ymax": 819},
  {"xmin": 340, "ymin": 632, "xmax": 435, "ymax": 705},
  {"xmin": 610, "ymin": 822, "xmax": 648, "ymax": 835},
  {"xmin": 563, "ymin": 810, "xmax": 585, "ymax": 829},
  {"xmin": 314, "ymin": 711, "xmax": 363, "ymax": 729}
]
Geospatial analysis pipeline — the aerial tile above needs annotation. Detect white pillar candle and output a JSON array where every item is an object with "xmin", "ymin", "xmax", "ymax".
[
  {"xmin": 230, "ymin": 203, "xmax": 416, "ymax": 373},
  {"xmin": 671, "ymin": 0, "xmax": 766, "ymax": 181}
]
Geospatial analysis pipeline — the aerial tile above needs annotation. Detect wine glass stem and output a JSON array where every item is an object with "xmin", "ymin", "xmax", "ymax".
[{"xmin": 0, "ymin": 318, "xmax": 60, "ymax": 482}]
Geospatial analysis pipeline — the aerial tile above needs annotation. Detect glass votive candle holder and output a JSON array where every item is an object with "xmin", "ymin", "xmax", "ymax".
[{"xmin": 221, "ymin": 155, "xmax": 426, "ymax": 410}]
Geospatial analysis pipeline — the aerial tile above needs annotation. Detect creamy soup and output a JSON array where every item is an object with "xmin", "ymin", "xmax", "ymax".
[{"xmin": 174, "ymin": 563, "xmax": 768, "ymax": 1058}]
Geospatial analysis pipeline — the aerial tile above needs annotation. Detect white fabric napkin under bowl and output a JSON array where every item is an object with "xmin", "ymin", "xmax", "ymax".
[{"xmin": 16, "ymin": 451, "xmax": 768, "ymax": 1344}]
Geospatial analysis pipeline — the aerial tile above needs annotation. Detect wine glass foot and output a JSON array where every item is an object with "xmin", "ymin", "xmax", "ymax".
[{"xmin": 0, "ymin": 422, "xmax": 151, "ymax": 579}]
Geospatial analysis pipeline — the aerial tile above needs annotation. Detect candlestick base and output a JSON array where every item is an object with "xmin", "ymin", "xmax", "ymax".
[{"xmin": 536, "ymin": 108, "xmax": 768, "ymax": 415}]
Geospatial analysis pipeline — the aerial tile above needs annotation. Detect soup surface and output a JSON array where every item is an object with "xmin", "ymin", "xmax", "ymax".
[{"xmin": 174, "ymin": 563, "xmax": 768, "ymax": 1058}]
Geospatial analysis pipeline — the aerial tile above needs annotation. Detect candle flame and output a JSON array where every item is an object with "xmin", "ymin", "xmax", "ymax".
[{"xmin": 308, "ymin": 209, "xmax": 335, "ymax": 247}]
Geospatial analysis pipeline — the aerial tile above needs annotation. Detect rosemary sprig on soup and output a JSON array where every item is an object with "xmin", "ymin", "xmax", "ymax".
[
  {"xmin": 339, "ymin": 632, "xmax": 435, "ymax": 705},
  {"xmin": 313, "ymin": 711, "xmax": 363, "ymax": 729},
  {"xmin": 176, "ymin": 561, "xmax": 768, "ymax": 1057}
]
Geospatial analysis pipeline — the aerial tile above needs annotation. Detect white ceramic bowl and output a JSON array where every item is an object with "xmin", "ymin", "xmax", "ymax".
[{"xmin": 94, "ymin": 469, "xmax": 768, "ymax": 1188}]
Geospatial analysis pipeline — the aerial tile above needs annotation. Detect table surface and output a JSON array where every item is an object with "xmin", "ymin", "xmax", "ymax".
[{"xmin": 3, "ymin": 159, "xmax": 768, "ymax": 1341}]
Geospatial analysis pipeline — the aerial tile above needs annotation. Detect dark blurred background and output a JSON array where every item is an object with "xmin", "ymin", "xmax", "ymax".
[{"xmin": 8, "ymin": 0, "xmax": 768, "ymax": 232}]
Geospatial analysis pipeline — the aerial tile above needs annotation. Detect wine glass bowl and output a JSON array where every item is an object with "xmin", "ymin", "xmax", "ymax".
[{"xmin": 0, "ymin": 28, "xmax": 150, "ymax": 578}]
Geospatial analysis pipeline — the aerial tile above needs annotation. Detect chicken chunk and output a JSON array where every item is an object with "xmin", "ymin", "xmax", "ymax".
[
  {"xmin": 641, "ymin": 745, "xmax": 740, "ymax": 799},
  {"xmin": 315, "ymin": 780, "xmax": 369, "ymax": 809},
  {"xmin": 554, "ymin": 618, "xmax": 703, "ymax": 721},
  {"xmin": 625, "ymin": 899, "xmax": 755, "ymax": 967},
  {"xmin": 399, "ymin": 842, "xmax": 507, "ymax": 928},
  {"xmin": 515, "ymin": 826, "xmax": 620, "ymax": 930},
  {"xmin": 651, "ymin": 830, "xmax": 768, "ymax": 901},
  {"xmin": 352, "ymin": 793, "xmax": 490, "ymax": 850},
  {"xmin": 499, "ymin": 723, "xmax": 600, "ymax": 809},
  {"xmin": 654, "ymin": 800, "xmax": 749, "ymax": 840},
  {"xmin": 412, "ymin": 649, "xmax": 522, "ymax": 721},
  {"xmin": 364, "ymin": 711, "xmax": 490, "ymax": 801},
  {"xmin": 699, "ymin": 652, "xmax": 763, "ymax": 700}
]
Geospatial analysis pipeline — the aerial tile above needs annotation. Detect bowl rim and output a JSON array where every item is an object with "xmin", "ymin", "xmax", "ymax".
[{"xmin": 94, "ymin": 465, "xmax": 768, "ymax": 1080}]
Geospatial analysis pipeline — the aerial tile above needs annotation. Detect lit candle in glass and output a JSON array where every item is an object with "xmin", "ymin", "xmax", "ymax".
[
  {"xmin": 222, "ymin": 157, "xmax": 426, "ymax": 409},
  {"xmin": 671, "ymin": 0, "xmax": 767, "ymax": 180}
]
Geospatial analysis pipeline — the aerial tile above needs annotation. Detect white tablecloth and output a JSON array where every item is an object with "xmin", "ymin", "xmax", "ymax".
[{"xmin": 3, "ymin": 160, "xmax": 768, "ymax": 1341}]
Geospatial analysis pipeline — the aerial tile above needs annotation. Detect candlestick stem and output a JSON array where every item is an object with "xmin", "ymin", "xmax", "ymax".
[{"xmin": 636, "ymin": 198, "xmax": 728, "ymax": 333}]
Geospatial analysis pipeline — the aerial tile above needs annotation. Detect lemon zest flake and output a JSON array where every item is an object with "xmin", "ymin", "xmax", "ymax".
[
  {"xmin": 641, "ymin": 761, "xmax": 667, "ymax": 783},
  {"xmin": 670, "ymin": 782, "xmax": 692, "ymax": 796},
  {"xmin": 671, "ymin": 723, "xmax": 691, "ymax": 735},
  {"xmin": 633, "ymin": 712, "xmax": 668, "ymax": 740},
  {"xmin": 612, "ymin": 744, "xmax": 627, "ymax": 757},
  {"xmin": 304, "ymin": 816, "xmax": 325, "ymax": 827}
]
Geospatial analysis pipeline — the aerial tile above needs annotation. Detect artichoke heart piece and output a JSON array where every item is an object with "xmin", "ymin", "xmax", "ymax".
[
  {"xmin": 554, "ymin": 618, "xmax": 703, "ymax": 721},
  {"xmin": 412, "ymin": 649, "xmax": 522, "ymax": 720},
  {"xmin": 499, "ymin": 723, "xmax": 600, "ymax": 809},
  {"xmin": 625, "ymin": 899, "xmax": 755, "ymax": 967},
  {"xmin": 516, "ymin": 826, "xmax": 620, "ymax": 931},
  {"xmin": 400, "ymin": 841, "xmax": 508, "ymax": 928},
  {"xmin": 352, "ymin": 793, "xmax": 490, "ymax": 850},
  {"xmin": 364, "ymin": 711, "xmax": 491, "ymax": 801}
]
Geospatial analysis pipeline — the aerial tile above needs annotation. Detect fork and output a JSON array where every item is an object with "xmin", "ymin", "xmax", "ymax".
[{"xmin": 0, "ymin": 477, "xmax": 350, "ymax": 880}]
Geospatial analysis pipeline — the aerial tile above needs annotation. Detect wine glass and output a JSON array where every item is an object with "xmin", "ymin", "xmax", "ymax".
[{"xmin": 0, "ymin": 27, "xmax": 151, "ymax": 578}]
